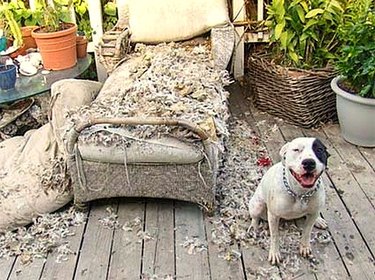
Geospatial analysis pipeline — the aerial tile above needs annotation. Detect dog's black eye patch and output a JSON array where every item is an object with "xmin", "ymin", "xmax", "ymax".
[{"xmin": 312, "ymin": 138, "xmax": 330, "ymax": 165}]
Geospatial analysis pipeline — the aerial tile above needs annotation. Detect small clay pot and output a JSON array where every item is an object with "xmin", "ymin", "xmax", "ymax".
[
  {"xmin": 76, "ymin": 35, "xmax": 88, "ymax": 59},
  {"xmin": 21, "ymin": 26, "xmax": 38, "ymax": 50},
  {"xmin": 5, "ymin": 38, "xmax": 27, "ymax": 58},
  {"xmin": 9, "ymin": 44, "xmax": 27, "ymax": 59}
]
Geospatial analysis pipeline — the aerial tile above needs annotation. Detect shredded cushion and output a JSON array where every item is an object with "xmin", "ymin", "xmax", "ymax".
[{"xmin": 128, "ymin": 0, "xmax": 230, "ymax": 43}]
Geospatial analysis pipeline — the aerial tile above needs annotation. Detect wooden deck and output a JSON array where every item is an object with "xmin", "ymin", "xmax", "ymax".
[{"xmin": 1, "ymin": 83, "xmax": 375, "ymax": 280}]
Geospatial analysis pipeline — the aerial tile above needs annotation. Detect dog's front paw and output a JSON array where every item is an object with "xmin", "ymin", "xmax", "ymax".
[
  {"xmin": 268, "ymin": 249, "xmax": 281, "ymax": 265},
  {"xmin": 314, "ymin": 216, "xmax": 328, "ymax": 229},
  {"xmin": 299, "ymin": 244, "xmax": 312, "ymax": 258}
]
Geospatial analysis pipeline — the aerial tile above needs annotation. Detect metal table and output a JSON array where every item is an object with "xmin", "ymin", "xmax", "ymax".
[{"xmin": 0, "ymin": 56, "xmax": 91, "ymax": 104}]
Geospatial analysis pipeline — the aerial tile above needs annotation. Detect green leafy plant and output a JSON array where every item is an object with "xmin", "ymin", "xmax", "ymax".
[
  {"xmin": 103, "ymin": 0, "xmax": 118, "ymax": 31},
  {"xmin": 3, "ymin": 0, "xmax": 38, "ymax": 26},
  {"xmin": 34, "ymin": 0, "xmax": 73, "ymax": 32},
  {"xmin": 73, "ymin": 0, "xmax": 92, "ymax": 40},
  {"xmin": 65, "ymin": 0, "xmax": 118, "ymax": 42},
  {"xmin": 0, "ymin": 1, "xmax": 23, "ymax": 47},
  {"xmin": 266, "ymin": 0, "xmax": 345, "ymax": 69},
  {"xmin": 336, "ymin": 0, "xmax": 375, "ymax": 98},
  {"xmin": 70, "ymin": 0, "xmax": 118, "ymax": 41}
]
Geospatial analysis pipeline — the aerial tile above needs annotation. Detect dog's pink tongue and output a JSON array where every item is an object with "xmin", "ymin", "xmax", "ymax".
[{"xmin": 301, "ymin": 174, "xmax": 316, "ymax": 188}]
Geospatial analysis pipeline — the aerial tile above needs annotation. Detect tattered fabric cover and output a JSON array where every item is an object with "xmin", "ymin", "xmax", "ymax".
[
  {"xmin": 0, "ymin": 80, "xmax": 102, "ymax": 232},
  {"xmin": 128, "ymin": 0, "xmax": 230, "ymax": 43}
]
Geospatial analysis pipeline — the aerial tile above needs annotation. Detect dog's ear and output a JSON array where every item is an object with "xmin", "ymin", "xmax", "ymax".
[{"xmin": 279, "ymin": 142, "xmax": 289, "ymax": 165}]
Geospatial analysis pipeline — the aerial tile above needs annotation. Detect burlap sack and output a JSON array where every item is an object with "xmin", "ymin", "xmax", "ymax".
[
  {"xmin": 128, "ymin": 0, "xmax": 230, "ymax": 43},
  {"xmin": 0, "ymin": 79, "xmax": 102, "ymax": 232}
]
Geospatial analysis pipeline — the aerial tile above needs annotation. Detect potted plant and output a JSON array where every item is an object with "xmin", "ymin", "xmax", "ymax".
[
  {"xmin": 248, "ymin": 0, "xmax": 346, "ymax": 128},
  {"xmin": 4, "ymin": 0, "xmax": 39, "ymax": 50},
  {"xmin": 330, "ymin": 0, "xmax": 375, "ymax": 147},
  {"xmin": 0, "ymin": 2, "xmax": 23, "ymax": 55},
  {"xmin": 31, "ymin": 0, "xmax": 77, "ymax": 70},
  {"xmin": 0, "ymin": 0, "xmax": 47, "ymax": 55},
  {"xmin": 76, "ymin": 31, "xmax": 87, "ymax": 58},
  {"xmin": 0, "ymin": 64, "xmax": 17, "ymax": 90}
]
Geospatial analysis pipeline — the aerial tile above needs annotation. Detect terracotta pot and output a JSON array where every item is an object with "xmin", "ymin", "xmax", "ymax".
[
  {"xmin": 76, "ymin": 35, "xmax": 88, "ymax": 58},
  {"xmin": 32, "ymin": 23, "xmax": 77, "ymax": 70},
  {"xmin": 5, "ymin": 38, "xmax": 27, "ymax": 58},
  {"xmin": 9, "ymin": 44, "xmax": 27, "ymax": 58},
  {"xmin": 21, "ymin": 26, "xmax": 38, "ymax": 50}
]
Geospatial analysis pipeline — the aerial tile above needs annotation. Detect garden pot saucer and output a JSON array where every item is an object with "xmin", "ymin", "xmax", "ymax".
[
  {"xmin": 0, "ymin": 98, "xmax": 34, "ymax": 129},
  {"xmin": 19, "ymin": 65, "xmax": 38, "ymax": 76},
  {"xmin": 0, "ymin": 45, "xmax": 21, "ymax": 56},
  {"xmin": 19, "ymin": 69, "xmax": 37, "ymax": 76}
]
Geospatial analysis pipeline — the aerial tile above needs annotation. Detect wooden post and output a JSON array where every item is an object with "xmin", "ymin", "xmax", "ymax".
[
  {"xmin": 257, "ymin": 0, "xmax": 264, "ymax": 40},
  {"xmin": 232, "ymin": 0, "xmax": 245, "ymax": 80},
  {"xmin": 87, "ymin": 0, "xmax": 108, "ymax": 82},
  {"xmin": 29, "ymin": 0, "xmax": 36, "ymax": 10}
]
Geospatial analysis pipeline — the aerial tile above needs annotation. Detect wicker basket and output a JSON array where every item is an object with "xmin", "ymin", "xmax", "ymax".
[{"xmin": 248, "ymin": 54, "xmax": 337, "ymax": 128}]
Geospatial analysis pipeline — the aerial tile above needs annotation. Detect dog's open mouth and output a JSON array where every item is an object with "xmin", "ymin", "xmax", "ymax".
[{"xmin": 290, "ymin": 169, "xmax": 319, "ymax": 188}]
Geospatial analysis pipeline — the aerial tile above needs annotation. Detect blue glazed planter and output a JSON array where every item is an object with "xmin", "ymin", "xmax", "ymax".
[
  {"xmin": 0, "ymin": 36, "xmax": 7, "ymax": 52},
  {"xmin": 0, "ymin": 64, "xmax": 17, "ymax": 90}
]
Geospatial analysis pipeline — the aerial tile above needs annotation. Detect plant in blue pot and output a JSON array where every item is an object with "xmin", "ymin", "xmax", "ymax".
[
  {"xmin": 0, "ymin": 30, "xmax": 7, "ymax": 52},
  {"xmin": 0, "ymin": 64, "xmax": 17, "ymax": 90},
  {"xmin": 0, "ymin": 2, "xmax": 23, "ymax": 55}
]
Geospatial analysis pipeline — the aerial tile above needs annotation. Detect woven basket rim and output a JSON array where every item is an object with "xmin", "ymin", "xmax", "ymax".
[
  {"xmin": 249, "ymin": 52, "xmax": 336, "ymax": 78},
  {"xmin": 248, "ymin": 52, "xmax": 338, "ymax": 128}
]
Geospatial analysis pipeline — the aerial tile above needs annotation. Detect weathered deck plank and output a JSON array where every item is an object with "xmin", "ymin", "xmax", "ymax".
[
  {"xmin": 107, "ymin": 200, "xmax": 145, "ymax": 280},
  {"xmin": 204, "ymin": 219, "xmax": 246, "ymax": 280},
  {"xmin": 303, "ymin": 128, "xmax": 375, "ymax": 279},
  {"xmin": 74, "ymin": 201, "xmax": 117, "ymax": 280},
  {"xmin": 322, "ymin": 125, "xmax": 375, "ymax": 256},
  {"xmin": 174, "ymin": 202, "xmax": 210, "ymax": 280},
  {"xmin": 241, "ymin": 242, "xmax": 280, "ymax": 279},
  {"xmin": 8, "ymin": 258, "xmax": 44, "ymax": 280},
  {"xmin": 358, "ymin": 147, "xmax": 375, "ymax": 171},
  {"xmin": 142, "ymin": 201, "xmax": 175, "ymax": 278},
  {"xmin": 323, "ymin": 124, "xmax": 375, "ymax": 208},
  {"xmin": 0, "ymin": 257, "xmax": 15, "ymax": 280},
  {"xmin": 40, "ymin": 211, "xmax": 89, "ymax": 280},
  {"xmin": 229, "ymin": 89, "xmax": 284, "ymax": 279}
]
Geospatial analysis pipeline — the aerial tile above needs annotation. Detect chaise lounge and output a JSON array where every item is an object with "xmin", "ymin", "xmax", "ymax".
[{"xmin": 63, "ymin": 0, "xmax": 235, "ymax": 211}]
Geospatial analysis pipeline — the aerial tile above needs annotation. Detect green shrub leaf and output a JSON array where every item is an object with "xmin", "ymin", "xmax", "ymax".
[
  {"xmin": 305, "ymin": 9, "xmax": 324, "ymax": 18},
  {"xmin": 275, "ymin": 22, "xmax": 285, "ymax": 39},
  {"xmin": 280, "ymin": 31, "xmax": 288, "ymax": 48},
  {"xmin": 303, "ymin": 19, "xmax": 318, "ymax": 31},
  {"xmin": 289, "ymin": 51, "xmax": 299, "ymax": 63},
  {"xmin": 296, "ymin": 5, "xmax": 305, "ymax": 22}
]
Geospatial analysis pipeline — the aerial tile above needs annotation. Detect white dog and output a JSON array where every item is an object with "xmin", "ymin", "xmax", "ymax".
[{"xmin": 248, "ymin": 137, "xmax": 329, "ymax": 264}]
